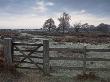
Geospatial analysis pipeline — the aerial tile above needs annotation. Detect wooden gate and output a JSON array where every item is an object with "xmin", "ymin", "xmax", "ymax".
[{"xmin": 10, "ymin": 39, "xmax": 49, "ymax": 74}]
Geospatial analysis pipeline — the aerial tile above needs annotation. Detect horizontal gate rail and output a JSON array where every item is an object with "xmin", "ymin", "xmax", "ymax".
[
  {"xmin": 14, "ymin": 61, "xmax": 43, "ymax": 65},
  {"xmin": 16, "ymin": 66, "xmax": 40, "ymax": 70},
  {"xmin": 14, "ymin": 49, "xmax": 43, "ymax": 53},
  {"xmin": 14, "ymin": 55, "xmax": 43, "ymax": 59},
  {"xmin": 13, "ymin": 42, "xmax": 43, "ymax": 46}
]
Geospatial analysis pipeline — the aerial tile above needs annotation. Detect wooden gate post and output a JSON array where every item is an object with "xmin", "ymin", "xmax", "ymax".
[
  {"xmin": 3, "ymin": 38, "xmax": 13, "ymax": 68},
  {"xmin": 43, "ymin": 40, "xmax": 50, "ymax": 75},
  {"xmin": 83, "ymin": 46, "xmax": 87, "ymax": 75}
]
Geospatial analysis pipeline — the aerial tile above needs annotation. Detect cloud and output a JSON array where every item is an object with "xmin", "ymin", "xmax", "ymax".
[
  {"xmin": 0, "ymin": 11, "xmax": 110, "ymax": 29},
  {"xmin": 46, "ymin": 2, "xmax": 54, "ymax": 6},
  {"xmin": 33, "ymin": 6, "xmax": 47, "ymax": 13},
  {"xmin": 32, "ymin": 1, "xmax": 54, "ymax": 13},
  {"xmin": 70, "ymin": 11, "xmax": 110, "ymax": 26},
  {"xmin": 80, "ymin": 10, "xmax": 86, "ymax": 13}
]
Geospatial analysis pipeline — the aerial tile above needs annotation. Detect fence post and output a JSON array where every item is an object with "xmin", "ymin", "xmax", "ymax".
[
  {"xmin": 83, "ymin": 46, "xmax": 87, "ymax": 75},
  {"xmin": 43, "ymin": 40, "xmax": 50, "ymax": 75},
  {"xmin": 3, "ymin": 38, "xmax": 13, "ymax": 68}
]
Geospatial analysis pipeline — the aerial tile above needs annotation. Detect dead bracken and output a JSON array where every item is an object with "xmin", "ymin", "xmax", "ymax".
[{"xmin": 76, "ymin": 72, "xmax": 98, "ymax": 80}]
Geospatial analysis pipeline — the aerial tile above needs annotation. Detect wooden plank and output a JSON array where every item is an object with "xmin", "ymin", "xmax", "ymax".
[
  {"xmin": 16, "ymin": 66, "xmax": 39, "ymax": 70},
  {"xmin": 51, "ymin": 66, "xmax": 83, "ymax": 70},
  {"xmin": 14, "ymin": 49, "xmax": 43, "ymax": 53},
  {"xmin": 83, "ymin": 46, "xmax": 86, "ymax": 74},
  {"xmin": 50, "ymin": 57, "xmax": 83, "ymax": 60},
  {"xmin": 13, "ymin": 55, "xmax": 43, "ymax": 59},
  {"xmin": 50, "ymin": 48, "xmax": 110, "ymax": 52},
  {"xmin": 43, "ymin": 40, "xmax": 50, "ymax": 75},
  {"xmin": 50, "ymin": 57, "xmax": 110, "ymax": 61},
  {"xmin": 86, "ymin": 49, "xmax": 110, "ymax": 52},
  {"xmin": 13, "ymin": 42, "xmax": 43, "ymax": 46},
  {"xmin": 14, "ymin": 61, "xmax": 43, "ymax": 65},
  {"xmin": 51, "ymin": 66, "xmax": 110, "ymax": 71},
  {"xmin": 86, "ymin": 58, "xmax": 110, "ymax": 61},
  {"xmin": 3, "ymin": 38, "xmax": 13, "ymax": 66},
  {"xmin": 49, "ymin": 48, "xmax": 84, "ymax": 53}
]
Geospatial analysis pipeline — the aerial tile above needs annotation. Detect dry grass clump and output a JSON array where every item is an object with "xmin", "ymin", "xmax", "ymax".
[
  {"xmin": 53, "ymin": 36, "xmax": 76, "ymax": 42},
  {"xmin": 76, "ymin": 72, "xmax": 98, "ymax": 80}
]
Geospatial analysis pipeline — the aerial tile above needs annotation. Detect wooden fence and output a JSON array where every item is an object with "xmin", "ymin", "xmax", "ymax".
[
  {"xmin": 49, "ymin": 47, "xmax": 110, "ymax": 74},
  {"xmin": 1, "ymin": 38, "xmax": 110, "ymax": 75}
]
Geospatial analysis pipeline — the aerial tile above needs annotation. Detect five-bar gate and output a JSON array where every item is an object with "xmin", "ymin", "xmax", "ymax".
[{"xmin": 3, "ymin": 38, "xmax": 49, "ymax": 75}]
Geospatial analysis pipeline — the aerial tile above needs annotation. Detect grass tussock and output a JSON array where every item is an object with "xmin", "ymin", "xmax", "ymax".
[{"xmin": 76, "ymin": 72, "xmax": 98, "ymax": 80}]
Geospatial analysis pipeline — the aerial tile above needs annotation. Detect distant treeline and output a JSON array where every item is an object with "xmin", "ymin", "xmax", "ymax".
[
  {"xmin": 42, "ymin": 12, "xmax": 110, "ymax": 34},
  {"xmin": 0, "ymin": 12, "xmax": 110, "ymax": 36}
]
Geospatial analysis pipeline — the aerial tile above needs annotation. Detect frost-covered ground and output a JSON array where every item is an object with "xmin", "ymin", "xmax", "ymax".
[{"xmin": 1, "ymin": 33, "xmax": 110, "ymax": 81}]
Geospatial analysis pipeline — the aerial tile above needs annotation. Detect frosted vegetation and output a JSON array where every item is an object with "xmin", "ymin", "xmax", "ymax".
[{"xmin": 1, "ymin": 33, "xmax": 110, "ymax": 78}]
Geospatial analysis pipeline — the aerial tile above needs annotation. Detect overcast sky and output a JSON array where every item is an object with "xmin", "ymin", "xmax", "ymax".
[{"xmin": 0, "ymin": 0, "xmax": 110, "ymax": 29}]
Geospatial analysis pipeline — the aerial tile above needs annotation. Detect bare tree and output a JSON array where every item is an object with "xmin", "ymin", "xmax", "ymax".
[
  {"xmin": 82, "ymin": 23, "xmax": 90, "ymax": 32},
  {"xmin": 74, "ymin": 23, "xmax": 82, "ymax": 33},
  {"xmin": 43, "ymin": 18, "xmax": 56, "ymax": 32},
  {"xmin": 58, "ymin": 12, "xmax": 71, "ymax": 33}
]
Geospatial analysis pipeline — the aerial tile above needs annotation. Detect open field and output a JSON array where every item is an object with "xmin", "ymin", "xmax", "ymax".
[
  {"xmin": 19, "ymin": 32, "xmax": 110, "ymax": 44},
  {"xmin": 50, "ymin": 33, "xmax": 110, "ymax": 44},
  {"xmin": 1, "ymin": 33, "xmax": 110, "ymax": 82}
]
